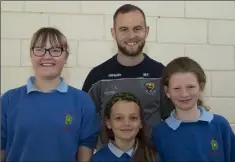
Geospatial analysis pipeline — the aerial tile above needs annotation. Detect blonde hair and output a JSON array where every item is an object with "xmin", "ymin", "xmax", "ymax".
[{"xmin": 163, "ymin": 57, "xmax": 210, "ymax": 111}]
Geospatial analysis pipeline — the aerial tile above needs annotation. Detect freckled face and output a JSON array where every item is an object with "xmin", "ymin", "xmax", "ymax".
[{"xmin": 165, "ymin": 72, "xmax": 202, "ymax": 111}]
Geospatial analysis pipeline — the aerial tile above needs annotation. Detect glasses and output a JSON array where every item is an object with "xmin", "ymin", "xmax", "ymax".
[{"xmin": 31, "ymin": 47, "xmax": 65, "ymax": 57}]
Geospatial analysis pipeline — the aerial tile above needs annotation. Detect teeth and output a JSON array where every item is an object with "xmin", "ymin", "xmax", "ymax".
[
  {"xmin": 127, "ymin": 42, "xmax": 137, "ymax": 46},
  {"xmin": 41, "ymin": 63, "xmax": 54, "ymax": 66}
]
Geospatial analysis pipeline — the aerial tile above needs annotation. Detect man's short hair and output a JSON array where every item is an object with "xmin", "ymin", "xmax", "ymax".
[{"xmin": 113, "ymin": 4, "xmax": 146, "ymax": 25}]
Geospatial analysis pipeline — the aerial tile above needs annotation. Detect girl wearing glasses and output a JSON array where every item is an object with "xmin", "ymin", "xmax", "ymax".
[{"xmin": 1, "ymin": 27, "xmax": 100, "ymax": 162}]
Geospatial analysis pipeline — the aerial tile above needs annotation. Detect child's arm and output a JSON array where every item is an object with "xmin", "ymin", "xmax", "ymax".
[
  {"xmin": 77, "ymin": 94, "xmax": 101, "ymax": 162},
  {"xmin": 1, "ymin": 150, "xmax": 6, "ymax": 162},
  {"xmin": 220, "ymin": 116, "xmax": 235, "ymax": 162},
  {"xmin": 77, "ymin": 146, "xmax": 93, "ymax": 162}
]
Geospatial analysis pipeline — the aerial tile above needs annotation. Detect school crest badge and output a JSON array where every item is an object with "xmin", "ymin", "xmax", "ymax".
[{"xmin": 145, "ymin": 82, "xmax": 156, "ymax": 94}]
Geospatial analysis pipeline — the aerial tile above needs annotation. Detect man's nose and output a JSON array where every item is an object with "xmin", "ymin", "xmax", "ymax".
[{"xmin": 128, "ymin": 30, "xmax": 136, "ymax": 39}]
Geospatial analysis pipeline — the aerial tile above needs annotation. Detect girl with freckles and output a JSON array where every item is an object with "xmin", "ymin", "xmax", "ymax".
[
  {"xmin": 91, "ymin": 92, "xmax": 158, "ymax": 162},
  {"xmin": 152, "ymin": 57, "xmax": 235, "ymax": 162}
]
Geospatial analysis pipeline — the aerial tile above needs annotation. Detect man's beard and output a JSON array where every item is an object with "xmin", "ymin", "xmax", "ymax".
[{"xmin": 116, "ymin": 40, "xmax": 145, "ymax": 57}]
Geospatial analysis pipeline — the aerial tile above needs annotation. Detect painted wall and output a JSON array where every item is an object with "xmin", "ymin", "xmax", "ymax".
[{"xmin": 1, "ymin": 1, "xmax": 235, "ymax": 131}]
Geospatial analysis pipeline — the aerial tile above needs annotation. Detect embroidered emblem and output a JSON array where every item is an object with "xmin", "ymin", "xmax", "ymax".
[
  {"xmin": 211, "ymin": 139, "xmax": 218, "ymax": 152},
  {"xmin": 145, "ymin": 82, "xmax": 156, "ymax": 94},
  {"xmin": 65, "ymin": 114, "xmax": 72, "ymax": 125}
]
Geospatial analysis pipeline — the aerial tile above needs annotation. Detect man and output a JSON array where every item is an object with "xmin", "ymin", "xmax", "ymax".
[{"xmin": 82, "ymin": 4, "xmax": 173, "ymax": 144}]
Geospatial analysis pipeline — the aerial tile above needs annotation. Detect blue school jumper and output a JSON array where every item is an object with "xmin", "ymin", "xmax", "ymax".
[
  {"xmin": 1, "ymin": 77, "xmax": 100, "ymax": 162},
  {"xmin": 91, "ymin": 142, "xmax": 134, "ymax": 162},
  {"xmin": 152, "ymin": 106, "xmax": 235, "ymax": 162}
]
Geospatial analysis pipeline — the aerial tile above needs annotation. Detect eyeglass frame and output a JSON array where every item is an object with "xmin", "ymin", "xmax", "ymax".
[{"xmin": 31, "ymin": 47, "xmax": 66, "ymax": 57}]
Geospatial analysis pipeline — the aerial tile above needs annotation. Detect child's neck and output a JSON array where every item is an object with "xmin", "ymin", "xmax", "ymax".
[
  {"xmin": 175, "ymin": 106, "xmax": 201, "ymax": 121},
  {"xmin": 113, "ymin": 138, "xmax": 136, "ymax": 152},
  {"xmin": 34, "ymin": 77, "xmax": 61, "ymax": 92}
]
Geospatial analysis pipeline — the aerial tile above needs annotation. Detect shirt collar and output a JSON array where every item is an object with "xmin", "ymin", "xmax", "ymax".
[
  {"xmin": 165, "ymin": 106, "xmax": 214, "ymax": 130},
  {"xmin": 26, "ymin": 76, "xmax": 68, "ymax": 94},
  {"xmin": 108, "ymin": 141, "xmax": 136, "ymax": 158}
]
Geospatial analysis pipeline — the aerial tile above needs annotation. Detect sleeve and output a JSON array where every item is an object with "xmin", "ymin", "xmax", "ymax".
[
  {"xmin": 88, "ymin": 83, "xmax": 102, "ymax": 116},
  {"xmin": 82, "ymin": 69, "xmax": 96, "ymax": 93},
  {"xmin": 82, "ymin": 69, "xmax": 102, "ymax": 115},
  {"xmin": 1, "ymin": 93, "xmax": 9, "ymax": 150},
  {"xmin": 230, "ymin": 133, "xmax": 235, "ymax": 162},
  {"xmin": 78, "ymin": 93, "xmax": 101, "ymax": 149},
  {"xmin": 221, "ymin": 117, "xmax": 235, "ymax": 162},
  {"xmin": 159, "ymin": 80, "xmax": 174, "ymax": 120},
  {"xmin": 151, "ymin": 125, "xmax": 164, "ymax": 162}
]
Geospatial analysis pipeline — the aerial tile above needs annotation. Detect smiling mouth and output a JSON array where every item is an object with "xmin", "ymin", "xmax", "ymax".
[
  {"xmin": 180, "ymin": 99, "xmax": 192, "ymax": 103},
  {"xmin": 120, "ymin": 129, "xmax": 133, "ymax": 132},
  {"xmin": 40, "ymin": 63, "xmax": 55, "ymax": 67},
  {"xmin": 126, "ymin": 42, "xmax": 138, "ymax": 46}
]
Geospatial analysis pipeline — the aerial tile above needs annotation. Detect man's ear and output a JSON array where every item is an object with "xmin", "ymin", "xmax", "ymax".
[
  {"xmin": 164, "ymin": 86, "xmax": 170, "ymax": 99},
  {"xmin": 111, "ymin": 28, "xmax": 116, "ymax": 41},
  {"xmin": 145, "ymin": 26, "xmax": 149, "ymax": 39}
]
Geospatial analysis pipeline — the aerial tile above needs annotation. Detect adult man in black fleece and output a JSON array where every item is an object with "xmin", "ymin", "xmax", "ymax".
[{"xmin": 82, "ymin": 4, "xmax": 173, "ymax": 146}]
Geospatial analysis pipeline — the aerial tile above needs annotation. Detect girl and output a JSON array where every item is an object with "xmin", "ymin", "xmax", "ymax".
[
  {"xmin": 91, "ymin": 92, "xmax": 157, "ymax": 162},
  {"xmin": 1, "ymin": 27, "xmax": 100, "ymax": 162},
  {"xmin": 152, "ymin": 57, "xmax": 235, "ymax": 162}
]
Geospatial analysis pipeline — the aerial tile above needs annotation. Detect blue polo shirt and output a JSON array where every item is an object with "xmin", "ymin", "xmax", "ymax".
[
  {"xmin": 165, "ymin": 106, "xmax": 214, "ymax": 130},
  {"xmin": 1, "ymin": 76, "xmax": 100, "ymax": 162},
  {"xmin": 152, "ymin": 106, "xmax": 235, "ymax": 162},
  {"xmin": 91, "ymin": 142, "xmax": 136, "ymax": 162},
  {"xmin": 26, "ymin": 76, "xmax": 68, "ymax": 93}
]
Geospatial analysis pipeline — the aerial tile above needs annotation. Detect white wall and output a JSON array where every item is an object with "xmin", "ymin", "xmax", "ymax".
[{"xmin": 1, "ymin": 1, "xmax": 235, "ymax": 131}]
